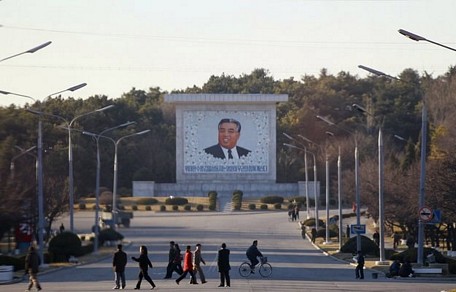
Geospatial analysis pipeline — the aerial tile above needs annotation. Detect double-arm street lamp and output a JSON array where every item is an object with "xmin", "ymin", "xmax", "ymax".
[
  {"xmin": 0, "ymin": 41, "xmax": 52, "ymax": 62},
  {"xmin": 85, "ymin": 130, "xmax": 150, "ymax": 230},
  {"xmin": 0, "ymin": 84, "xmax": 86, "ymax": 266},
  {"xmin": 283, "ymin": 133, "xmax": 310, "ymax": 219},
  {"xmin": 316, "ymin": 115, "xmax": 361, "ymax": 252},
  {"xmin": 82, "ymin": 121, "xmax": 136, "ymax": 253},
  {"xmin": 28, "ymin": 104, "xmax": 115, "ymax": 233}
]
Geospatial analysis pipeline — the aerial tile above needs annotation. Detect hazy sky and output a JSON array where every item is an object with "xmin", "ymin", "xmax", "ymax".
[{"xmin": 1, "ymin": 0, "xmax": 455, "ymax": 106}]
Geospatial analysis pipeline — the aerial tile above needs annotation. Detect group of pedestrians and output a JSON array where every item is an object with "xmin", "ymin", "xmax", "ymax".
[
  {"xmin": 387, "ymin": 259, "xmax": 415, "ymax": 278},
  {"xmin": 110, "ymin": 241, "xmax": 233, "ymax": 290}
]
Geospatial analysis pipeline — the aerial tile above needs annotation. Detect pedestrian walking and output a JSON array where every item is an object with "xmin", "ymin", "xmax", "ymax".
[
  {"xmin": 164, "ymin": 241, "xmax": 176, "ymax": 279},
  {"xmin": 217, "ymin": 243, "xmax": 231, "ymax": 288},
  {"xmin": 373, "ymin": 230, "xmax": 380, "ymax": 246},
  {"xmin": 355, "ymin": 251, "xmax": 365, "ymax": 279},
  {"xmin": 112, "ymin": 244, "xmax": 127, "ymax": 289},
  {"xmin": 25, "ymin": 245, "xmax": 42, "ymax": 291},
  {"xmin": 192, "ymin": 243, "xmax": 207, "ymax": 284},
  {"xmin": 346, "ymin": 224, "xmax": 350, "ymax": 238},
  {"xmin": 392, "ymin": 232, "xmax": 401, "ymax": 249},
  {"xmin": 173, "ymin": 243, "xmax": 184, "ymax": 275},
  {"xmin": 175, "ymin": 245, "xmax": 197, "ymax": 285},
  {"xmin": 132, "ymin": 245, "xmax": 156, "ymax": 290},
  {"xmin": 311, "ymin": 227, "xmax": 317, "ymax": 243}
]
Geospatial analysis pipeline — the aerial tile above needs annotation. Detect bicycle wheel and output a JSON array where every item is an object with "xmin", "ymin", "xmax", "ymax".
[
  {"xmin": 239, "ymin": 262, "xmax": 252, "ymax": 277},
  {"xmin": 259, "ymin": 263, "xmax": 272, "ymax": 277}
]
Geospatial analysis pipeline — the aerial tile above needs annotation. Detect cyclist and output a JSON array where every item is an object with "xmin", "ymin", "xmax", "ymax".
[{"xmin": 246, "ymin": 240, "xmax": 263, "ymax": 272}]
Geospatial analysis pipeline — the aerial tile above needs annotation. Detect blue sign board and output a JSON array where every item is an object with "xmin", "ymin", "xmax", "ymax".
[
  {"xmin": 427, "ymin": 209, "xmax": 441, "ymax": 224},
  {"xmin": 351, "ymin": 224, "xmax": 366, "ymax": 235}
]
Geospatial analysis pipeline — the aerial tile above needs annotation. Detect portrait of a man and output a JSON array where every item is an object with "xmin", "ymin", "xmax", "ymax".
[{"xmin": 204, "ymin": 118, "xmax": 251, "ymax": 159}]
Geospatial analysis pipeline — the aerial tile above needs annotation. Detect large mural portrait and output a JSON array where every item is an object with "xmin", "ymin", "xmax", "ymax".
[{"xmin": 183, "ymin": 110, "xmax": 269, "ymax": 173}]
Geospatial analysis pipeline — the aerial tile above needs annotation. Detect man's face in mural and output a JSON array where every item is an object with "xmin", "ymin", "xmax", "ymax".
[{"xmin": 218, "ymin": 122, "xmax": 240, "ymax": 149}]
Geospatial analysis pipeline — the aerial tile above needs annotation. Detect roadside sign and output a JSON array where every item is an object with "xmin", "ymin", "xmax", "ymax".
[
  {"xmin": 419, "ymin": 206, "xmax": 433, "ymax": 222},
  {"xmin": 351, "ymin": 224, "xmax": 366, "ymax": 235},
  {"xmin": 427, "ymin": 209, "xmax": 441, "ymax": 224}
]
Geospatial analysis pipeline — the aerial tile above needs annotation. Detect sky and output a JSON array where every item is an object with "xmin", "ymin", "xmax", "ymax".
[{"xmin": 1, "ymin": 0, "xmax": 455, "ymax": 107}]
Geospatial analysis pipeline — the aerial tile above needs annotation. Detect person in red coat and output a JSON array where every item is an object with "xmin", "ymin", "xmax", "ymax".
[{"xmin": 175, "ymin": 245, "xmax": 197, "ymax": 285}]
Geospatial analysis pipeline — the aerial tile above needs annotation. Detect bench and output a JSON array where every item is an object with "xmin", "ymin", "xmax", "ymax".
[{"xmin": 414, "ymin": 268, "xmax": 442, "ymax": 276}]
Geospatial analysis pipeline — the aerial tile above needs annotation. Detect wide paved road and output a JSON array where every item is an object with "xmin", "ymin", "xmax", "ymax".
[{"xmin": 9, "ymin": 211, "xmax": 456, "ymax": 291}]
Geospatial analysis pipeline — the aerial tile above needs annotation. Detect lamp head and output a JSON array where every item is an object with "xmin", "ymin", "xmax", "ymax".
[{"xmin": 398, "ymin": 29, "xmax": 426, "ymax": 41}]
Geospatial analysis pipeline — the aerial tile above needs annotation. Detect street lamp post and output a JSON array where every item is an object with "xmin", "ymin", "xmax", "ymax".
[
  {"xmin": 326, "ymin": 131, "xmax": 344, "ymax": 250},
  {"xmin": 398, "ymin": 28, "xmax": 455, "ymax": 265},
  {"xmin": 352, "ymin": 102, "xmax": 387, "ymax": 264},
  {"xmin": 300, "ymin": 135, "xmax": 331, "ymax": 243},
  {"xmin": 283, "ymin": 133, "xmax": 310, "ymax": 219},
  {"xmin": 110, "ymin": 130, "xmax": 150, "ymax": 230},
  {"xmin": 317, "ymin": 115, "xmax": 361, "ymax": 251},
  {"xmin": 358, "ymin": 64, "xmax": 428, "ymax": 263},
  {"xmin": 0, "ymin": 84, "xmax": 86, "ymax": 266},
  {"xmin": 83, "ymin": 121, "xmax": 135, "ymax": 253},
  {"xmin": 0, "ymin": 41, "xmax": 52, "ymax": 62},
  {"xmin": 284, "ymin": 143, "xmax": 319, "ymax": 229}
]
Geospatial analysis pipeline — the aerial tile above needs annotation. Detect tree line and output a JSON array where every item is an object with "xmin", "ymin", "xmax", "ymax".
[{"xmin": 1, "ymin": 67, "xmax": 455, "ymax": 241}]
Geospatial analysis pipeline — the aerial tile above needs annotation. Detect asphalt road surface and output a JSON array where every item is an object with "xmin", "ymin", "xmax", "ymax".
[{"xmin": 8, "ymin": 211, "xmax": 456, "ymax": 291}]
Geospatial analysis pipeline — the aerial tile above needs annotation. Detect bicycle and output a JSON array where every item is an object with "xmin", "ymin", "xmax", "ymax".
[{"xmin": 239, "ymin": 257, "xmax": 272, "ymax": 278}]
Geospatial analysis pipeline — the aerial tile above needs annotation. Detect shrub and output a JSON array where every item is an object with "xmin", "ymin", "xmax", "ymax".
[
  {"xmin": 248, "ymin": 203, "xmax": 256, "ymax": 210},
  {"xmin": 260, "ymin": 204, "xmax": 268, "ymax": 210},
  {"xmin": 137, "ymin": 198, "xmax": 158, "ymax": 205},
  {"xmin": 208, "ymin": 191, "xmax": 217, "ymax": 211},
  {"xmin": 48, "ymin": 231, "xmax": 82, "ymax": 262},
  {"xmin": 302, "ymin": 218, "xmax": 325, "ymax": 227},
  {"xmin": 340, "ymin": 235, "xmax": 379, "ymax": 256},
  {"xmin": 232, "ymin": 190, "xmax": 243, "ymax": 210},
  {"xmin": 260, "ymin": 195, "xmax": 284, "ymax": 204},
  {"xmin": 131, "ymin": 205, "xmax": 138, "ymax": 211},
  {"xmin": 78, "ymin": 203, "xmax": 86, "ymax": 210},
  {"xmin": 0, "ymin": 254, "xmax": 26, "ymax": 271},
  {"xmin": 165, "ymin": 197, "xmax": 188, "ymax": 205},
  {"xmin": 100, "ymin": 191, "xmax": 113, "ymax": 205},
  {"xmin": 98, "ymin": 228, "xmax": 124, "ymax": 246},
  {"xmin": 145, "ymin": 205, "xmax": 152, "ymax": 211},
  {"xmin": 274, "ymin": 203, "xmax": 282, "ymax": 210},
  {"xmin": 196, "ymin": 204, "xmax": 204, "ymax": 211},
  {"xmin": 118, "ymin": 205, "xmax": 126, "ymax": 210},
  {"xmin": 172, "ymin": 205, "xmax": 179, "ymax": 211},
  {"xmin": 184, "ymin": 204, "xmax": 191, "ymax": 211},
  {"xmin": 390, "ymin": 247, "xmax": 446, "ymax": 263},
  {"xmin": 160, "ymin": 205, "xmax": 166, "ymax": 212}
]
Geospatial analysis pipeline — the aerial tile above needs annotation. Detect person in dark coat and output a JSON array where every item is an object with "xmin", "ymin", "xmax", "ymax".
[
  {"xmin": 246, "ymin": 240, "xmax": 263, "ymax": 271},
  {"xmin": 25, "ymin": 245, "xmax": 42, "ymax": 291},
  {"xmin": 175, "ymin": 245, "xmax": 197, "ymax": 285},
  {"xmin": 217, "ymin": 243, "xmax": 231, "ymax": 288},
  {"xmin": 164, "ymin": 241, "xmax": 176, "ymax": 279},
  {"xmin": 387, "ymin": 259, "xmax": 401, "ymax": 278},
  {"xmin": 399, "ymin": 259, "xmax": 415, "ymax": 277},
  {"xmin": 132, "ymin": 245, "xmax": 156, "ymax": 290},
  {"xmin": 112, "ymin": 244, "xmax": 127, "ymax": 289},
  {"xmin": 355, "ymin": 251, "xmax": 365, "ymax": 279},
  {"xmin": 173, "ymin": 243, "xmax": 184, "ymax": 275}
]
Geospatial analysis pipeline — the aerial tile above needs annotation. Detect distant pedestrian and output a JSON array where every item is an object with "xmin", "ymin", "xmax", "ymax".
[
  {"xmin": 132, "ymin": 245, "xmax": 156, "ymax": 290},
  {"xmin": 217, "ymin": 243, "xmax": 231, "ymax": 288},
  {"xmin": 294, "ymin": 205, "xmax": 300, "ymax": 220},
  {"xmin": 392, "ymin": 232, "xmax": 401, "ymax": 249},
  {"xmin": 192, "ymin": 243, "xmax": 207, "ymax": 284},
  {"xmin": 59, "ymin": 223, "xmax": 65, "ymax": 233},
  {"xmin": 373, "ymin": 230, "xmax": 380, "ymax": 246},
  {"xmin": 346, "ymin": 225, "xmax": 350, "ymax": 238},
  {"xmin": 112, "ymin": 244, "xmax": 127, "ymax": 290},
  {"xmin": 164, "ymin": 241, "xmax": 177, "ymax": 279},
  {"xmin": 311, "ymin": 227, "xmax": 317, "ymax": 243},
  {"xmin": 355, "ymin": 251, "xmax": 365, "ymax": 279},
  {"xmin": 175, "ymin": 245, "xmax": 197, "ymax": 285},
  {"xmin": 25, "ymin": 245, "xmax": 42, "ymax": 292},
  {"xmin": 406, "ymin": 235, "xmax": 415, "ymax": 249}
]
